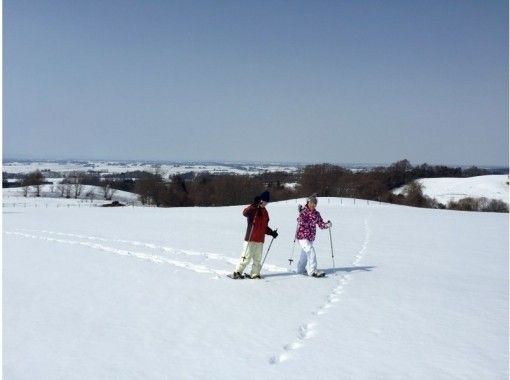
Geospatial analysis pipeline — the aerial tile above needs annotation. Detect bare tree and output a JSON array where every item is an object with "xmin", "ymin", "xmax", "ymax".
[
  {"xmin": 57, "ymin": 183, "xmax": 66, "ymax": 197},
  {"xmin": 85, "ymin": 189, "xmax": 96, "ymax": 203},
  {"xmin": 300, "ymin": 164, "xmax": 349, "ymax": 197},
  {"xmin": 484, "ymin": 199, "xmax": 509, "ymax": 213},
  {"xmin": 405, "ymin": 181, "xmax": 430, "ymax": 208},
  {"xmin": 133, "ymin": 171, "xmax": 165, "ymax": 206},
  {"xmin": 22, "ymin": 170, "xmax": 45, "ymax": 197},
  {"xmin": 65, "ymin": 184, "xmax": 72, "ymax": 199},
  {"xmin": 67, "ymin": 171, "xmax": 84, "ymax": 199},
  {"xmin": 447, "ymin": 197, "xmax": 508, "ymax": 213},
  {"xmin": 100, "ymin": 180, "xmax": 117, "ymax": 200}
]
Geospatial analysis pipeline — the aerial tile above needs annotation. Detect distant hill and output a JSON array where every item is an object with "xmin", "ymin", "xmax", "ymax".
[{"xmin": 394, "ymin": 175, "xmax": 509, "ymax": 205}]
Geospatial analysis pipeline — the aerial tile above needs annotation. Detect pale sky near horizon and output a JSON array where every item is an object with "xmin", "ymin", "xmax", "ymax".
[{"xmin": 3, "ymin": 0, "xmax": 509, "ymax": 166}]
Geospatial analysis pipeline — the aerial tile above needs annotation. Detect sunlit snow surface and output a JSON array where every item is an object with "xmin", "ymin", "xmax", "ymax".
[
  {"xmin": 394, "ymin": 175, "xmax": 509, "ymax": 205},
  {"xmin": 3, "ymin": 198, "xmax": 508, "ymax": 379}
]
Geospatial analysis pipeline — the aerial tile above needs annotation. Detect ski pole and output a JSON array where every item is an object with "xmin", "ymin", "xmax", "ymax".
[
  {"xmin": 328, "ymin": 225, "xmax": 335, "ymax": 275},
  {"xmin": 288, "ymin": 222, "xmax": 299, "ymax": 271},
  {"xmin": 288, "ymin": 203, "xmax": 306, "ymax": 270},
  {"xmin": 261, "ymin": 229, "xmax": 277, "ymax": 267}
]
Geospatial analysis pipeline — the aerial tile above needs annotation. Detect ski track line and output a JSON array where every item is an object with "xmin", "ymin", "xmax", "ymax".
[
  {"xmin": 269, "ymin": 216, "xmax": 372, "ymax": 365},
  {"xmin": 14, "ymin": 228, "xmax": 239, "ymax": 265},
  {"xmin": 4, "ymin": 231, "xmax": 231, "ymax": 278},
  {"xmin": 12, "ymin": 228, "xmax": 289, "ymax": 274}
]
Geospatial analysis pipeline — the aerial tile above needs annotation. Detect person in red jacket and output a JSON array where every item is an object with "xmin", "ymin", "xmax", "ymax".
[{"xmin": 232, "ymin": 191, "xmax": 278, "ymax": 279}]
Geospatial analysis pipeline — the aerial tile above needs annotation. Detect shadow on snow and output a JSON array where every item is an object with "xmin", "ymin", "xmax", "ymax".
[{"xmin": 263, "ymin": 266, "xmax": 376, "ymax": 279}]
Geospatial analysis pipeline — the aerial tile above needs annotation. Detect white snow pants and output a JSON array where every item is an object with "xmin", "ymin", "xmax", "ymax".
[
  {"xmin": 297, "ymin": 239, "xmax": 317, "ymax": 275},
  {"xmin": 235, "ymin": 241, "xmax": 263, "ymax": 276}
]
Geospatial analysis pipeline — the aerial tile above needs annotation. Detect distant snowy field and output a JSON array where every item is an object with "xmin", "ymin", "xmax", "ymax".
[
  {"xmin": 2, "ymin": 160, "xmax": 301, "ymax": 176},
  {"xmin": 3, "ymin": 197, "xmax": 508, "ymax": 379},
  {"xmin": 395, "ymin": 175, "xmax": 509, "ymax": 205},
  {"xmin": 3, "ymin": 184, "xmax": 140, "ymax": 207}
]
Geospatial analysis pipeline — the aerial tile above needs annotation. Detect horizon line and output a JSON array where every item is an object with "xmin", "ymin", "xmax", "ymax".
[{"xmin": 2, "ymin": 157, "xmax": 509, "ymax": 169}]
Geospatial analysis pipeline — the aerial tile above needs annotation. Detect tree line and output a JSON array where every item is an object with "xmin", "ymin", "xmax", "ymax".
[
  {"xmin": 4, "ymin": 170, "xmax": 120, "ymax": 201},
  {"xmin": 3, "ymin": 160, "xmax": 508, "ymax": 212}
]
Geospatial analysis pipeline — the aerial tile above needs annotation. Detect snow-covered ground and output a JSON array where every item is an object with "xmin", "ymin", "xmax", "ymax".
[
  {"xmin": 395, "ymin": 175, "xmax": 509, "ymax": 205},
  {"xmin": 2, "ymin": 160, "xmax": 300, "ymax": 176},
  {"xmin": 2, "ymin": 184, "xmax": 140, "ymax": 207},
  {"xmin": 3, "ymin": 197, "xmax": 508, "ymax": 379}
]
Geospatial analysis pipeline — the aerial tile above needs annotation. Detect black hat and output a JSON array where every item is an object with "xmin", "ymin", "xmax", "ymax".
[{"xmin": 260, "ymin": 191, "xmax": 270, "ymax": 203}]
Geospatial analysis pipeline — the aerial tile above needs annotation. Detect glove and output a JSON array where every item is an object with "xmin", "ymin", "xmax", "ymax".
[{"xmin": 270, "ymin": 229, "xmax": 278, "ymax": 239}]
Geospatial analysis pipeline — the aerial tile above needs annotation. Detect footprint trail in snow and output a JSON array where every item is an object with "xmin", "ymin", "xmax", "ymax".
[{"xmin": 269, "ymin": 217, "xmax": 372, "ymax": 365}]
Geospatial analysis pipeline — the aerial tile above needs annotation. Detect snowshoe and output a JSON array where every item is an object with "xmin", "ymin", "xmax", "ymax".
[
  {"xmin": 311, "ymin": 271, "xmax": 326, "ymax": 278},
  {"xmin": 228, "ymin": 272, "xmax": 245, "ymax": 279},
  {"xmin": 242, "ymin": 274, "xmax": 262, "ymax": 279}
]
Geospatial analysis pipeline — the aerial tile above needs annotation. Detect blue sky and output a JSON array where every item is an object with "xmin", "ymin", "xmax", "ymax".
[{"xmin": 3, "ymin": 0, "xmax": 508, "ymax": 166}]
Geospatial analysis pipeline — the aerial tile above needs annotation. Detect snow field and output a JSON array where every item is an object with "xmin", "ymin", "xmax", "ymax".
[
  {"xmin": 3, "ymin": 184, "xmax": 140, "ymax": 207},
  {"xmin": 394, "ymin": 174, "xmax": 509, "ymax": 205},
  {"xmin": 3, "ymin": 198, "xmax": 508, "ymax": 379}
]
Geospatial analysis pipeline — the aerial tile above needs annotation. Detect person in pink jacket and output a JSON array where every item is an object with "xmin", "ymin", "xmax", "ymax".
[{"xmin": 296, "ymin": 195, "xmax": 331, "ymax": 277}]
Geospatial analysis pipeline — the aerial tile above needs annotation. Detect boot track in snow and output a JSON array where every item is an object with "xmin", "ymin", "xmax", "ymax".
[{"xmin": 269, "ymin": 216, "xmax": 372, "ymax": 365}]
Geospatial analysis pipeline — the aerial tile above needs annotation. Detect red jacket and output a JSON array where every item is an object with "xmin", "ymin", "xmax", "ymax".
[{"xmin": 242, "ymin": 205, "xmax": 272, "ymax": 243}]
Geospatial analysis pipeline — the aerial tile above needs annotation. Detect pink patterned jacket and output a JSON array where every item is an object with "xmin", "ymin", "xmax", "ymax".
[{"xmin": 296, "ymin": 206, "xmax": 329, "ymax": 242}]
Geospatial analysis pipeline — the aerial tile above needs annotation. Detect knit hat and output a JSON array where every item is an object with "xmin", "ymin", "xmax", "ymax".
[
  {"xmin": 260, "ymin": 191, "xmax": 270, "ymax": 203},
  {"xmin": 307, "ymin": 194, "xmax": 318, "ymax": 205}
]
